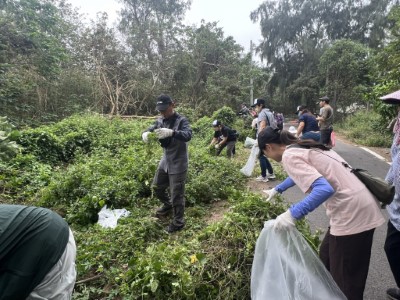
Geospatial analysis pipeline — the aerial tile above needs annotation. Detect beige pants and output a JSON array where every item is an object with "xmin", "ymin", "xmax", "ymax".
[{"xmin": 27, "ymin": 229, "xmax": 77, "ymax": 300}]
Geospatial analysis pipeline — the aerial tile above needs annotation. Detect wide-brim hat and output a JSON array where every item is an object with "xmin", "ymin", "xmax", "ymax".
[{"xmin": 380, "ymin": 90, "xmax": 400, "ymax": 105}]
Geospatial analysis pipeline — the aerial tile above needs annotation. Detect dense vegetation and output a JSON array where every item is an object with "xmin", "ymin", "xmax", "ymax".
[
  {"xmin": 2, "ymin": 0, "xmax": 400, "ymax": 126},
  {"xmin": 0, "ymin": 108, "xmax": 320, "ymax": 299},
  {"xmin": 2, "ymin": 0, "xmax": 400, "ymax": 298}
]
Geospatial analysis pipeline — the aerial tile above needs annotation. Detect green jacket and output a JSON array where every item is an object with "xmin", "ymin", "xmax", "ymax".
[{"xmin": 0, "ymin": 205, "xmax": 69, "ymax": 300}]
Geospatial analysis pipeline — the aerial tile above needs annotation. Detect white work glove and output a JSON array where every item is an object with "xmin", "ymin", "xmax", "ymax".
[
  {"xmin": 215, "ymin": 144, "xmax": 220, "ymax": 149},
  {"xmin": 142, "ymin": 132, "xmax": 150, "ymax": 143},
  {"xmin": 262, "ymin": 188, "xmax": 278, "ymax": 201},
  {"xmin": 155, "ymin": 128, "xmax": 174, "ymax": 139},
  {"xmin": 273, "ymin": 210, "xmax": 295, "ymax": 230}
]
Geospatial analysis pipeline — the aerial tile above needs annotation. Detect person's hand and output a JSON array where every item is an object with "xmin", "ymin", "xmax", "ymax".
[
  {"xmin": 262, "ymin": 188, "xmax": 278, "ymax": 201},
  {"xmin": 142, "ymin": 132, "xmax": 150, "ymax": 143},
  {"xmin": 215, "ymin": 144, "xmax": 220, "ymax": 149},
  {"xmin": 155, "ymin": 128, "xmax": 174, "ymax": 139},
  {"xmin": 273, "ymin": 210, "xmax": 295, "ymax": 230}
]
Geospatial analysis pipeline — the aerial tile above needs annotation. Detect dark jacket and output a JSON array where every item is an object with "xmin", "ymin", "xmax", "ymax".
[
  {"xmin": 146, "ymin": 112, "xmax": 192, "ymax": 174},
  {"xmin": 0, "ymin": 205, "xmax": 69, "ymax": 300}
]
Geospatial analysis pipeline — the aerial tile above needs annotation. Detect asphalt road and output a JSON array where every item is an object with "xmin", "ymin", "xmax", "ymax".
[{"xmin": 270, "ymin": 130, "xmax": 395, "ymax": 299}]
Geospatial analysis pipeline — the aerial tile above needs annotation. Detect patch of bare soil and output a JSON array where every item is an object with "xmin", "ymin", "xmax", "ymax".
[{"xmin": 207, "ymin": 200, "xmax": 231, "ymax": 224}]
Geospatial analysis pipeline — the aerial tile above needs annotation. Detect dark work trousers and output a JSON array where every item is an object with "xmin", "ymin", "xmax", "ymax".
[
  {"xmin": 153, "ymin": 168, "xmax": 187, "ymax": 227},
  {"xmin": 319, "ymin": 227, "xmax": 375, "ymax": 300},
  {"xmin": 385, "ymin": 220, "xmax": 400, "ymax": 287},
  {"xmin": 320, "ymin": 127, "xmax": 333, "ymax": 145},
  {"xmin": 216, "ymin": 141, "xmax": 236, "ymax": 158},
  {"xmin": 259, "ymin": 153, "xmax": 273, "ymax": 177}
]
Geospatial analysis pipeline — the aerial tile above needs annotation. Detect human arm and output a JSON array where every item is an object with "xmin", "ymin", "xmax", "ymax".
[
  {"xmin": 296, "ymin": 121, "xmax": 305, "ymax": 137},
  {"xmin": 263, "ymin": 177, "xmax": 296, "ymax": 201},
  {"xmin": 172, "ymin": 117, "xmax": 192, "ymax": 142},
  {"xmin": 216, "ymin": 136, "xmax": 228, "ymax": 148},
  {"xmin": 289, "ymin": 177, "xmax": 335, "ymax": 220}
]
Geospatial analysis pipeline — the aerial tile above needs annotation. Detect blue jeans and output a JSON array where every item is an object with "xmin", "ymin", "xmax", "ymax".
[
  {"xmin": 301, "ymin": 131, "xmax": 320, "ymax": 142},
  {"xmin": 259, "ymin": 153, "xmax": 273, "ymax": 177}
]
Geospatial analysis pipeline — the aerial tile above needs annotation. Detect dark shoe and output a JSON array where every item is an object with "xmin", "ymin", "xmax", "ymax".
[
  {"xmin": 387, "ymin": 288, "xmax": 400, "ymax": 300},
  {"xmin": 155, "ymin": 205, "xmax": 172, "ymax": 217},
  {"xmin": 166, "ymin": 222, "xmax": 185, "ymax": 233}
]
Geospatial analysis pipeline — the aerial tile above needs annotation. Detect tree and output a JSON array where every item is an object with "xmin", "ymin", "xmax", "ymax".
[{"xmin": 318, "ymin": 39, "xmax": 372, "ymax": 115}]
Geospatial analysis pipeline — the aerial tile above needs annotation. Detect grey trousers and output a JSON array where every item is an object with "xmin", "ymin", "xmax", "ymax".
[{"xmin": 153, "ymin": 168, "xmax": 187, "ymax": 226}]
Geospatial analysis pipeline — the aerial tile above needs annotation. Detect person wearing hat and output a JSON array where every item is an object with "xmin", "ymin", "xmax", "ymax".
[
  {"xmin": 209, "ymin": 120, "xmax": 237, "ymax": 158},
  {"xmin": 251, "ymin": 98, "xmax": 277, "ymax": 182},
  {"xmin": 295, "ymin": 105, "xmax": 320, "ymax": 142},
  {"xmin": 316, "ymin": 96, "xmax": 333, "ymax": 146},
  {"xmin": 381, "ymin": 90, "xmax": 400, "ymax": 300},
  {"xmin": 142, "ymin": 94, "xmax": 192, "ymax": 233}
]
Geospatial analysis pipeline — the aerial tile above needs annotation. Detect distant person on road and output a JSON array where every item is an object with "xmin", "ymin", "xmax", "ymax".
[
  {"xmin": 238, "ymin": 103, "xmax": 250, "ymax": 117},
  {"xmin": 142, "ymin": 94, "xmax": 192, "ymax": 233},
  {"xmin": 0, "ymin": 204, "xmax": 76, "ymax": 299},
  {"xmin": 295, "ymin": 105, "xmax": 320, "ymax": 142},
  {"xmin": 274, "ymin": 111, "xmax": 284, "ymax": 130},
  {"xmin": 251, "ymin": 98, "xmax": 277, "ymax": 182},
  {"xmin": 209, "ymin": 119, "xmax": 237, "ymax": 158},
  {"xmin": 316, "ymin": 96, "xmax": 334, "ymax": 146},
  {"xmin": 258, "ymin": 127, "xmax": 385, "ymax": 300},
  {"xmin": 381, "ymin": 90, "xmax": 400, "ymax": 300}
]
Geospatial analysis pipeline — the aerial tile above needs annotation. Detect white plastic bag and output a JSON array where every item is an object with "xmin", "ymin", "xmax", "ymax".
[
  {"xmin": 251, "ymin": 221, "xmax": 346, "ymax": 300},
  {"xmin": 97, "ymin": 205, "xmax": 130, "ymax": 229},
  {"xmin": 240, "ymin": 144, "xmax": 259, "ymax": 176},
  {"xmin": 244, "ymin": 137, "xmax": 256, "ymax": 148}
]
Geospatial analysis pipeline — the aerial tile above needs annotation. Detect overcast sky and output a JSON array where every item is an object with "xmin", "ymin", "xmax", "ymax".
[{"xmin": 67, "ymin": 0, "xmax": 264, "ymax": 53}]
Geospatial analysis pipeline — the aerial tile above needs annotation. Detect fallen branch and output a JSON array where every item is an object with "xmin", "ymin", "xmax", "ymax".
[{"xmin": 75, "ymin": 274, "xmax": 103, "ymax": 285}]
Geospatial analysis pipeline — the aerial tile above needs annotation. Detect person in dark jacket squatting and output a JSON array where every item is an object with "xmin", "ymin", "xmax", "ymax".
[
  {"xmin": 0, "ymin": 204, "xmax": 76, "ymax": 300},
  {"xmin": 142, "ymin": 94, "xmax": 192, "ymax": 233},
  {"xmin": 209, "ymin": 119, "xmax": 237, "ymax": 158}
]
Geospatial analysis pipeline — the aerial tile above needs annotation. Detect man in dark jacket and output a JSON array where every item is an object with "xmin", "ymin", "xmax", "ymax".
[
  {"xmin": 142, "ymin": 94, "xmax": 192, "ymax": 233},
  {"xmin": 0, "ymin": 205, "xmax": 76, "ymax": 299}
]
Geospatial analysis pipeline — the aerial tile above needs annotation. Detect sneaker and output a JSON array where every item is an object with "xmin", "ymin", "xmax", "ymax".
[
  {"xmin": 267, "ymin": 173, "xmax": 276, "ymax": 180},
  {"xmin": 166, "ymin": 222, "xmax": 185, "ymax": 233},
  {"xmin": 255, "ymin": 176, "xmax": 269, "ymax": 182},
  {"xmin": 387, "ymin": 288, "xmax": 400, "ymax": 300},
  {"xmin": 155, "ymin": 205, "xmax": 172, "ymax": 217}
]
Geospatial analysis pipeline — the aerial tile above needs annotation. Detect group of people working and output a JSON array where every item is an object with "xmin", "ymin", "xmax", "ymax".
[
  {"xmin": 294, "ymin": 95, "xmax": 334, "ymax": 145},
  {"xmin": 260, "ymin": 93, "xmax": 400, "ymax": 300},
  {"xmin": 3, "ymin": 91, "xmax": 399, "ymax": 299}
]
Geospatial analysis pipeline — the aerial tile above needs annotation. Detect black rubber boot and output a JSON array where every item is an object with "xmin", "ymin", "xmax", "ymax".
[
  {"xmin": 387, "ymin": 288, "xmax": 400, "ymax": 300},
  {"xmin": 166, "ymin": 205, "xmax": 185, "ymax": 233},
  {"xmin": 155, "ymin": 204, "xmax": 172, "ymax": 218}
]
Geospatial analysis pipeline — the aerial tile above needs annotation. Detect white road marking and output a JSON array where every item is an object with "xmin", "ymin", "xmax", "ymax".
[{"xmin": 360, "ymin": 147, "xmax": 391, "ymax": 165}]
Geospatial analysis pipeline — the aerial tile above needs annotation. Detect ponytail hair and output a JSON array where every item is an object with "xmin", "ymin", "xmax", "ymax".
[{"xmin": 257, "ymin": 127, "xmax": 329, "ymax": 150}]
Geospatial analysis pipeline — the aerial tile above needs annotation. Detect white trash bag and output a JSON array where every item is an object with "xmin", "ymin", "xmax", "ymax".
[
  {"xmin": 240, "ymin": 144, "xmax": 259, "ymax": 177},
  {"xmin": 97, "ymin": 205, "xmax": 130, "ymax": 229},
  {"xmin": 244, "ymin": 137, "xmax": 256, "ymax": 148},
  {"xmin": 251, "ymin": 221, "xmax": 347, "ymax": 300}
]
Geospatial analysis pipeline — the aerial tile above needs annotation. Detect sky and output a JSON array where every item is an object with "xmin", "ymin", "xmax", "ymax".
[{"xmin": 66, "ymin": 0, "xmax": 265, "ymax": 53}]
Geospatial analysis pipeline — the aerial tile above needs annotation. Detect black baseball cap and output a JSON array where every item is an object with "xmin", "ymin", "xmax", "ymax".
[
  {"xmin": 251, "ymin": 98, "xmax": 266, "ymax": 107},
  {"xmin": 156, "ymin": 94, "xmax": 173, "ymax": 111}
]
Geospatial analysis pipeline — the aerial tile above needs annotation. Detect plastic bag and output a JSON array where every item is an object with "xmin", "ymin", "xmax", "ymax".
[
  {"xmin": 97, "ymin": 205, "xmax": 130, "ymax": 229},
  {"xmin": 244, "ymin": 137, "xmax": 256, "ymax": 148},
  {"xmin": 251, "ymin": 221, "xmax": 346, "ymax": 300},
  {"xmin": 240, "ymin": 144, "xmax": 260, "ymax": 176}
]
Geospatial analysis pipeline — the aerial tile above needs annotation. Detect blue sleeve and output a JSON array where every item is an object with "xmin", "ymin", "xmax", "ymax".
[
  {"xmin": 289, "ymin": 177, "xmax": 335, "ymax": 220},
  {"xmin": 275, "ymin": 177, "xmax": 296, "ymax": 193}
]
